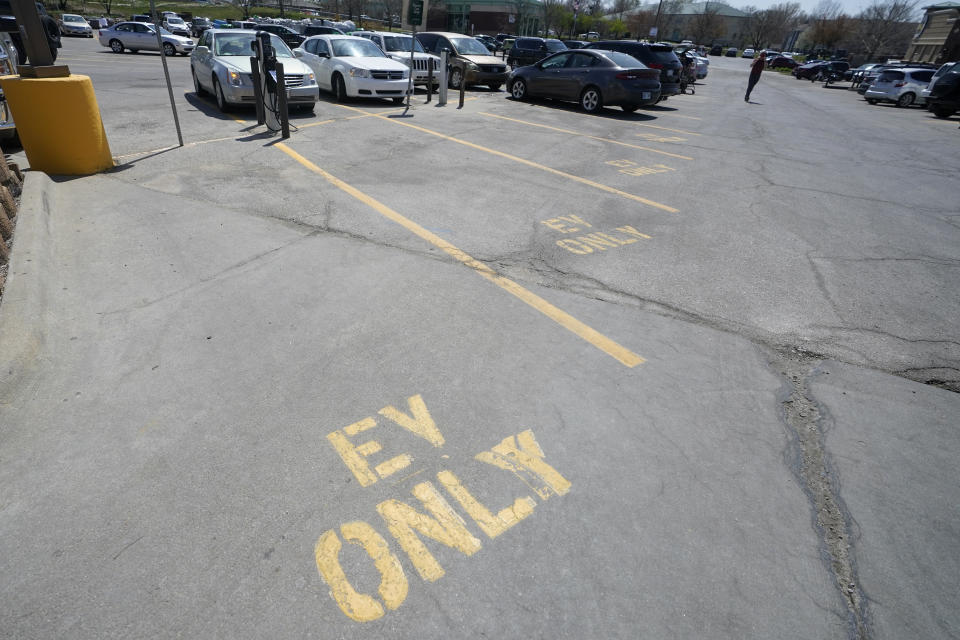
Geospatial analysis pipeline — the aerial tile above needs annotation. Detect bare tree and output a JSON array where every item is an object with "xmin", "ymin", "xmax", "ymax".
[
  {"xmin": 382, "ymin": 0, "xmax": 402, "ymax": 28},
  {"xmin": 611, "ymin": 0, "xmax": 638, "ymax": 22},
  {"xmin": 855, "ymin": 0, "xmax": 919, "ymax": 60},
  {"xmin": 628, "ymin": 4, "xmax": 656, "ymax": 40},
  {"xmin": 690, "ymin": 1, "xmax": 725, "ymax": 44},
  {"xmin": 656, "ymin": 0, "xmax": 685, "ymax": 41},
  {"xmin": 230, "ymin": 0, "xmax": 255, "ymax": 19},
  {"xmin": 806, "ymin": 0, "xmax": 849, "ymax": 51},
  {"xmin": 743, "ymin": 2, "xmax": 800, "ymax": 48},
  {"xmin": 541, "ymin": 0, "xmax": 567, "ymax": 36}
]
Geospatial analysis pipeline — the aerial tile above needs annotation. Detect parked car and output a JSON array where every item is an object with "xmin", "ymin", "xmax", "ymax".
[
  {"xmin": 507, "ymin": 37, "xmax": 567, "ymax": 68},
  {"xmin": 294, "ymin": 35, "xmax": 410, "ymax": 103},
  {"xmin": 709, "ymin": 44, "xmax": 722, "ymax": 55},
  {"xmin": 99, "ymin": 21, "xmax": 195, "ymax": 55},
  {"xmin": 303, "ymin": 24, "xmax": 345, "ymax": 36},
  {"xmin": 811, "ymin": 60, "xmax": 848, "ymax": 82},
  {"xmin": 191, "ymin": 17, "xmax": 212, "ymax": 38},
  {"xmin": 59, "ymin": 13, "xmax": 93, "ymax": 37},
  {"xmin": 925, "ymin": 61, "xmax": 960, "ymax": 117},
  {"xmin": 191, "ymin": 29, "xmax": 317, "ymax": 111},
  {"xmin": 858, "ymin": 62, "xmax": 937, "ymax": 94},
  {"xmin": 864, "ymin": 67, "xmax": 935, "ymax": 107},
  {"xmin": 355, "ymin": 30, "xmax": 440, "ymax": 87},
  {"xmin": 162, "ymin": 15, "xmax": 191, "ymax": 37},
  {"xmin": 508, "ymin": 48, "xmax": 660, "ymax": 113},
  {"xmin": 0, "ymin": 31, "xmax": 18, "ymax": 141},
  {"xmin": 562, "ymin": 39, "xmax": 589, "ymax": 49},
  {"xmin": 475, "ymin": 34, "xmax": 497, "ymax": 51},
  {"xmin": 846, "ymin": 62, "xmax": 879, "ymax": 83},
  {"xmin": 253, "ymin": 23, "xmax": 305, "ymax": 49},
  {"xmin": 741, "ymin": 47, "xmax": 755, "ymax": 58},
  {"xmin": 766, "ymin": 55, "xmax": 797, "ymax": 69},
  {"xmin": 921, "ymin": 61, "xmax": 957, "ymax": 104},
  {"xmin": 130, "ymin": 14, "xmax": 152, "ymax": 23},
  {"xmin": 793, "ymin": 60, "xmax": 828, "ymax": 79},
  {"xmin": 725, "ymin": 47, "xmax": 737, "ymax": 57},
  {"xmin": 415, "ymin": 31, "xmax": 509, "ymax": 90},
  {"xmin": 584, "ymin": 40, "xmax": 682, "ymax": 99}
]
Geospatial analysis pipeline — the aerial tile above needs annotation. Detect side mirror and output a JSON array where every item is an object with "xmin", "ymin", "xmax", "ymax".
[
  {"xmin": 318, "ymin": 51, "xmax": 329, "ymax": 58},
  {"xmin": 195, "ymin": 45, "xmax": 209, "ymax": 54},
  {"xmin": 294, "ymin": 49, "xmax": 304, "ymax": 57}
]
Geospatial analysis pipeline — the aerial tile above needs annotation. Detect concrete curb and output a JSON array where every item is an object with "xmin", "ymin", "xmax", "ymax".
[{"xmin": 0, "ymin": 171, "xmax": 54, "ymax": 406}]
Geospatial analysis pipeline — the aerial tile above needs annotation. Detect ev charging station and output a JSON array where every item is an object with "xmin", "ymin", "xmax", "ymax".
[{"xmin": 250, "ymin": 31, "xmax": 290, "ymax": 138}]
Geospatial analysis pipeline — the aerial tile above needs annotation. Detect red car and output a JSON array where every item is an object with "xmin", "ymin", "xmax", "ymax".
[{"xmin": 767, "ymin": 55, "xmax": 797, "ymax": 69}]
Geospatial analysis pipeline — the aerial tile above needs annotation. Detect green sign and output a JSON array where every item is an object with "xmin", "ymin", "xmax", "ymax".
[{"xmin": 409, "ymin": 0, "xmax": 423, "ymax": 24}]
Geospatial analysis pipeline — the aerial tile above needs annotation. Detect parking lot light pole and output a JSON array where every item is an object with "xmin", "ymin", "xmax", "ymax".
[{"xmin": 149, "ymin": 0, "xmax": 183, "ymax": 147}]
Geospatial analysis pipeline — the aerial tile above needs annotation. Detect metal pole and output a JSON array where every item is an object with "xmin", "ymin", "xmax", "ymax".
[
  {"xmin": 404, "ymin": 26, "xmax": 415, "ymax": 111},
  {"xmin": 458, "ymin": 61, "xmax": 465, "ymax": 108},
  {"xmin": 426, "ymin": 63, "xmax": 433, "ymax": 103},
  {"xmin": 149, "ymin": 0, "xmax": 183, "ymax": 146},
  {"xmin": 9, "ymin": 0, "xmax": 55, "ymax": 68},
  {"xmin": 250, "ymin": 55, "xmax": 265, "ymax": 125},
  {"xmin": 438, "ymin": 50, "xmax": 447, "ymax": 106}
]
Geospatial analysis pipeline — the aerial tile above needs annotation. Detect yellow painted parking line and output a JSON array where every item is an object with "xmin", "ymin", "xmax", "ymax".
[
  {"xmin": 113, "ymin": 134, "xmax": 242, "ymax": 161},
  {"xmin": 333, "ymin": 104, "xmax": 678, "ymax": 213},
  {"xmin": 297, "ymin": 119, "xmax": 336, "ymax": 129},
  {"xmin": 479, "ymin": 112, "xmax": 693, "ymax": 160},
  {"xmin": 634, "ymin": 123, "xmax": 700, "ymax": 136},
  {"xmin": 659, "ymin": 113, "xmax": 702, "ymax": 120},
  {"xmin": 275, "ymin": 142, "xmax": 645, "ymax": 368}
]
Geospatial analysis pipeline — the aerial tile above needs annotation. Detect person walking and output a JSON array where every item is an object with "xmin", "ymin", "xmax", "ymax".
[{"xmin": 744, "ymin": 50, "xmax": 766, "ymax": 102}]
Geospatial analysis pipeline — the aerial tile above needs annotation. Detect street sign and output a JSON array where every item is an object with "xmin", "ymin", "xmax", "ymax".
[
  {"xmin": 402, "ymin": 0, "xmax": 428, "ymax": 30},
  {"xmin": 649, "ymin": 26, "xmax": 658, "ymax": 36}
]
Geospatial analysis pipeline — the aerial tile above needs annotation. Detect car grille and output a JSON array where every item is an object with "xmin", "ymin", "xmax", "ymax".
[
  {"xmin": 479, "ymin": 65, "xmax": 505, "ymax": 73},
  {"xmin": 371, "ymin": 70, "xmax": 404, "ymax": 80},
  {"xmin": 410, "ymin": 58, "xmax": 439, "ymax": 71},
  {"xmin": 284, "ymin": 74, "xmax": 305, "ymax": 87}
]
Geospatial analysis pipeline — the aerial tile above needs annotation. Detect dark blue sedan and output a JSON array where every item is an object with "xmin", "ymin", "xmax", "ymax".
[{"xmin": 507, "ymin": 49, "xmax": 661, "ymax": 113}]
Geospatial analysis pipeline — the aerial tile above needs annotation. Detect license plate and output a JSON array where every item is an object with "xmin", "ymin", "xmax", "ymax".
[
  {"xmin": 642, "ymin": 92, "xmax": 651, "ymax": 99},
  {"xmin": 666, "ymin": 70, "xmax": 674, "ymax": 76}
]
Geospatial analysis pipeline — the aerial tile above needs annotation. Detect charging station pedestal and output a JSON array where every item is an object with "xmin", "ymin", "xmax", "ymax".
[{"xmin": 250, "ymin": 32, "xmax": 289, "ymax": 138}]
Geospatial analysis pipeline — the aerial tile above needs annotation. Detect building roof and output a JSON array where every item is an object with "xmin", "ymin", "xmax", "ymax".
[
  {"xmin": 625, "ymin": 1, "xmax": 750, "ymax": 18},
  {"xmin": 921, "ymin": 1, "xmax": 960, "ymax": 8}
]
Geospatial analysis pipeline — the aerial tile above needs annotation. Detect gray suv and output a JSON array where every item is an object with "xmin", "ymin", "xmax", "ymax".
[{"xmin": 507, "ymin": 37, "xmax": 567, "ymax": 68}]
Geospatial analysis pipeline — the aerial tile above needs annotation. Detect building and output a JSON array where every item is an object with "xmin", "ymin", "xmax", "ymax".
[
  {"xmin": 426, "ymin": 0, "xmax": 542, "ymax": 36},
  {"xmin": 904, "ymin": 2, "xmax": 960, "ymax": 63}
]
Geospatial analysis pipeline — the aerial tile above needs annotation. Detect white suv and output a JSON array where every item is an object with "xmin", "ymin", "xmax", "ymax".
[
  {"xmin": 864, "ymin": 67, "xmax": 936, "ymax": 107},
  {"xmin": 355, "ymin": 31, "xmax": 440, "ymax": 86}
]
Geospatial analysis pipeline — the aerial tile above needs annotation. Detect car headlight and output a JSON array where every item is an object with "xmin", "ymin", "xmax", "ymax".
[
  {"xmin": 228, "ymin": 70, "xmax": 242, "ymax": 86},
  {"xmin": 466, "ymin": 62, "xmax": 478, "ymax": 70},
  {"xmin": 304, "ymin": 73, "xmax": 316, "ymax": 86},
  {"xmin": 349, "ymin": 68, "xmax": 370, "ymax": 78}
]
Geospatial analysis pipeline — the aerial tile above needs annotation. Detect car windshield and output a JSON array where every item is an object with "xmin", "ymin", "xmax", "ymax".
[
  {"xmin": 332, "ymin": 38, "xmax": 386, "ymax": 57},
  {"xmin": 62, "ymin": 14, "xmax": 84, "ymax": 22},
  {"xmin": 878, "ymin": 70, "xmax": 904, "ymax": 81},
  {"xmin": 603, "ymin": 51, "xmax": 643, "ymax": 68},
  {"xmin": 381, "ymin": 35, "xmax": 425, "ymax": 52},
  {"xmin": 450, "ymin": 37, "xmax": 489, "ymax": 55},
  {"xmin": 545, "ymin": 39, "xmax": 566, "ymax": 52},
  {"xmin": 215, "ymin": 33, "xmax": 292, "ymax": 57},
  {"xmin": 167, "ymin": 17, "xmax": 185, "ymax": 24}
]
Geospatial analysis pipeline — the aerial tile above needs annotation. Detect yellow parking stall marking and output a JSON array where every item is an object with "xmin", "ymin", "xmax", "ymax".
[
  {"xmin": 333, "ymin": 104, "xmax": 678, "ymax": 213},
  {"xmin": 297, "ymin": 119, "xmax": 335, "ymax": 129},
  {"xmin": 275, "ymin": 142, "xmax": 645, "ymax": 368},
  {"xmin": 113, "ymin": 134, "xmax": 246, "ymax": 161},
  {"xmin": 634, "ymin": 122, "xmax": 700, "ymax": 136},
  {"xmin": 658, "ymin": 113, "xmax": 702, "ymax": 120},
  {"xmin": 479, "ymin": 112, "xmax": 693, "ymax": 161}
]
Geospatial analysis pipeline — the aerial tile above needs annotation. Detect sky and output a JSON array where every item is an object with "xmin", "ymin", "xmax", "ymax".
[{"xmin": 678, "ymin": 0, "xmax": 910, "ymax": 17}]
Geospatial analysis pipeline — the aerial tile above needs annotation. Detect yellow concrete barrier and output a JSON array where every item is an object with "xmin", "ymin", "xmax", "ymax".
[{"xmin": 0, "ymin": 74, "xmax": 113, "ymax": 175}]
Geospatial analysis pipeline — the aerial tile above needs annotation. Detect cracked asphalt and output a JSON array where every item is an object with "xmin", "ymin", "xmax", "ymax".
[{"xmin": 0, "ymin": 38, "xmax": 958, "ymax": 639}]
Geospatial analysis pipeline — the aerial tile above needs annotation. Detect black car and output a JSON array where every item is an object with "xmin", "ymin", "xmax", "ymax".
[
  {"xmin": 507, "ymin": 48, "xmax": 661, "ymax": 112},
  {"xmin": 254, "ymin": 23, "xmax": 304, "ymax": 48},
  {"xmin": 584, "ymin": 40, "xmax": 682, "ymax": 97},
  {"xmin": 562, "ymin": 39, "xmax": 589, "ymax": 49},
  {"xmin": 303, "ymin": 24, "xmax": 344, "ymax": 36},
  {"xmin": 709, "ymin": 44, "xmax": 722, "ymax": 55},
  {"xmin": 793, "ymin": 60, "xmax": 828, "ymax": 79},
  {"xmin": 926, "ymin": 61, "xmax": 960, "ymax": 118},
  {"xmin": 507, "ymin": 37, "xmax": 567, "ymax": 68},
  {"xmin": 191, "ymin": 17, "xmax": 212, "ymax": 38}
]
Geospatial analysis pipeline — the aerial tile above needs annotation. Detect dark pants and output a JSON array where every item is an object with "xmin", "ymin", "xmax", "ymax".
[{"xmin": 745, "ymin": 74, "xmax": 761, "ymax": 101}]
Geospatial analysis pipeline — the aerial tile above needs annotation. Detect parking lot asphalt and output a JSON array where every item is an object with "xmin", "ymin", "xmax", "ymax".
[{"xmin": 0, "ymin": 37, "xmax": 958, "ymax": 639}]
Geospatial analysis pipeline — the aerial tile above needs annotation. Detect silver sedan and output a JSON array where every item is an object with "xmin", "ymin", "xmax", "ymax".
[{"xmin": 98, "ymin": 21, "xmax": 195, "ymax": 56}]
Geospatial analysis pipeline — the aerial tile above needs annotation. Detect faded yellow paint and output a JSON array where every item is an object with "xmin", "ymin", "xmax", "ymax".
[
  {"xmin": 541, "ymin": 215, "xmax": 593, "ymax": 233},
  {"xmin": 556, "ymin": 239, "xmax": 594, "ymax": 255},
  {"xmin": 327, "ymin": 106, "xmax": 678, "ymax": 213},
  {"xmin": 606, "ymin": 159, "xmax": 638, "ymax": 168},
  {"xmin": 341, "ymin": 521, "xmax": 409, "ymax": 611},
  {"xmin": 377, "ymin": 481, "xmax": 482, "ymax": 581},
  {"xmin": 478, "ymin": 112, "xmax": 693, "ymax": 161},
  {"xmin": 315, "ymin": 529, "xmax": 385, "ymax": 622},
  {"xmin": 617, "ymin": 225, "xmax": 652, "ymax": 239},
  {"xmin": 375, "ymin": 453, "xmax": 414, "ymax": 479},
  {"xmin": 344, "ymin": 417, "xmax": 377, "ymax": 436},
  {"xmin": 634, "ymin": 122, "xmax": 701, "ymax": 136},
  {"xmin": 477, "ymin": 430, "xmax": 571, "ymax": 500},
  {"xmin": 437, "ymin": 470, "xmax": 536, "ymax": 539},
  {"xmin": 378, "ymin": 394, "xmax": 444, "ymax": 447},
  {"xmin": 275, "ymin": 142, "xmax": 644, "ymax": 367},
  {"xmin": 620, "ymin": 164, "xmax": 675, "ymax": 177},
  {"xmin": 327, "ymin": 429, "xmax": 381, "ymax": 487}
]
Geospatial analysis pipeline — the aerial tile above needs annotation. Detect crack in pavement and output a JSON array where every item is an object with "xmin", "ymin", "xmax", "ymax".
[{"xmin": 772, "ymin": 349, "xmax": 869, "ymax": 640}]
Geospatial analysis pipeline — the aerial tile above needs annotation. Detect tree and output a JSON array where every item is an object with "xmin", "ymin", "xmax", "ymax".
[
  {"xmin": 628, "ymin": 5, "xmax": 656, "ymax": 40},
  {"xmin": 230, "ymin": 0, "xmax": 255, "ymax": 19},
  {"xmin": 656, "ymin": 0, "xmax": 685, "ymax": 42},
  {"xmin": 806, "ymin": 1, "xmax": 849, "ymax": 51},
  {"xmin": 611, "ymin": 0, "xmax": 638, "ymax": 22},
  {"xmin": 690, "ymin": 1, "xmax": 725, "ymax": 44},
  {"xmin": 542, "ymin": 0, "xmax": 568, "ymax": 36},
  {"xmin": 742, "ymin": 2, "xmax": 800, "ymax": 48},
  {"xmin": 855, "ymin": 0, "xmax": 918, "ymax": 60}
]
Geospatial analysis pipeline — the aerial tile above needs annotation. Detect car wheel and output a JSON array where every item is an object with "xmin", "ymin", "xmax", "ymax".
[
  {"xmin": 163, "ymin": 42, "xmax": 176, "ymax": 56},
  {"xmin": 488, "ymin": 83, "xmax": 502, "ymax": 91},
  {"xmin": 932, "ymin": 105, "xmax": 955, "ymax": 118},
  {"xmin": 510, "ymin": 78, "xmax": 527, "ymax": 100},
  {"xmin": 332, "ymin": 73, "xmax": 347, "ymax": 102},
  {"xmin": 866, "ymin": 98, "xmax": 878, "ymax": 105},
  {"xmin": 449, "ymin": 67, "xmax": 463, "ymax": 90},
  {"xmin": 192, "ymin": 68, "xmax": 206, "ymax": 96},
  {"xmin": 300, "ymin": 102, "xmax": 316, "ymax": 113},
  {"xmin": 392, "ymin": 97, "xmax": 405, "ymax": 104},
  {"xmin": 621, "ymin": 103, "xmax": 639, "ymax": 113},
  {"xmin": 109, "ymin": 38, "xmax": 123, "ymax": 53},
  {"xmin": 214, "ymin": 77, "xmax": 230, "ymax": 112},
  {"xmin": 580, "ymin": 86, "xmax": 602, "ymax": 113},
  {"xmin": 895, "ymin": 92, "xmax": 914, "ymax": 108}
]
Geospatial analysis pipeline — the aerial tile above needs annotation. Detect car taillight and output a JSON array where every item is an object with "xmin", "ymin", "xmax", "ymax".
[
  {"xmin": 894, "ymin": 81, "xmax": 905, "ymax": 87},
  {"xmin": 647, "ymin": 62, "xmax": 664, "ymax": 69}
]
